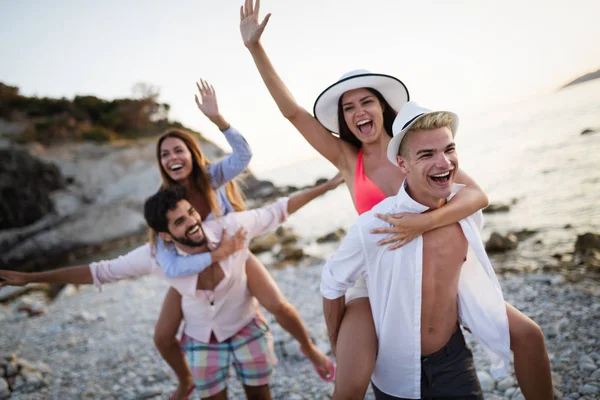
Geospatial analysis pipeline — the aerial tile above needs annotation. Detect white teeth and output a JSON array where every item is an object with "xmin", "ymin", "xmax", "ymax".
[
  {"xmin": 169, "ymin": 164, "xmax": 183, "ymax": 171},
  {"xmin": 356, "ymin": 119, "xmax": 372, "ymax": 127},
  {"xmin": 189, "ymin": 225, "xmax": 200, "ymax": 235},
  {"xmin": 432, "ymin": 171, "xmax": 450, "ymax": 178}
]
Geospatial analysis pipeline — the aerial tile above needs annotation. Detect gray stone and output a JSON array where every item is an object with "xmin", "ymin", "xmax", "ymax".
[
  {"xmin": 505, "ymin": 387, "xmax": 517, "ymax": 398},
  {"xmin": 22, "ymin": 370, "xmax": 45, "ymax": 392},
  {"xmin": 476, "ymin": 371, "xmax": 495, "ymax": 391},
  {"xmin": 590, "ymin": 369, "xmax": 600, "ymax": 379},
  {"xmin": 497, "ymin": 376, "xmax": 516, "ymax": 391},
  {"xmin": 580, "ymin": 356, "xmax": 597, "ymax": 372},
  {"xmin": 580, "ymin": 384, "xmax": 599, "ymax": 394},
  {"xmin": 0, "ymin": 378, "xmax": 9, "ymax": 400},
  {"xmin": 566, "ymin": 394, "xmax": 580, "ymax": 400}
]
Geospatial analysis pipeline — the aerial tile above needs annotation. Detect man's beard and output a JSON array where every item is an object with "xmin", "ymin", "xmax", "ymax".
[{"xmin": 170, "ymin": 224, "xmax": 208, "ymax": 248}]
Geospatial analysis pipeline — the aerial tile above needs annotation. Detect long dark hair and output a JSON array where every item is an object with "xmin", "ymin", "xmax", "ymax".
[{"xmin": 336, "ymin": 88, "xmax": 397, "ymax": 148}]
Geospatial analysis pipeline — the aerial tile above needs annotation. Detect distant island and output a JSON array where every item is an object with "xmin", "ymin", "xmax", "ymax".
[{"xmin": 561, "ymin": 68, "xmax": 600, "ymax": 89}]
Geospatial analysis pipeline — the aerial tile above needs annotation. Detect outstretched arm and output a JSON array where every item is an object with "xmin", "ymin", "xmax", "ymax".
[
  {"xmin": 232, "ymin": 173, "xmax": 344, "ymax": 239},
  {"xmin": 240, "ymin": 0, "xmax": 349, "ymax": 169},
  {"xmin": 0, "ymin": 244, "xmax": 156, "ymax": 288},
  {"xmin": 0, "ymin": 266, "xmax": 93, "ymax": 287},
  {"xmin": 194, "ymin": 80, "xmax": 253, "ymax": 187},
  {"xmin": 372, "ymin": 169, "xmax": 488, "ymax": 249}
]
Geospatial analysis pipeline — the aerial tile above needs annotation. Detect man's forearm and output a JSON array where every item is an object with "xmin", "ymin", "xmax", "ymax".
[
  {"xmin": 323, "ymin": 296, "xmax": 346, "ymax": 352},
  {"xmin": 287, "ymin": 181, "xmax": 332, "ymax": 215},
  {"xmin": 30, "ymin": 265, "xmax": 94, "ymax": 285}
]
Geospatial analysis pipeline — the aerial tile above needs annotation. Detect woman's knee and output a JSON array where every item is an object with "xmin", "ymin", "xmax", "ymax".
[{"xmin": 508, "ymin": 306, "xmax": 545, "ymax": 349}]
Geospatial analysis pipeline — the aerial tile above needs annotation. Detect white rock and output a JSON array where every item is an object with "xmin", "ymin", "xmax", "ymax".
[
  {"xmin": 497, "ymin": 376, "xmax": 516, "ymax": 391},
  {"xmin": 477, "ymin": 371, "xmax": 495, "ymax": 391},
  {"xmin": 505, "ymin": 387, "xmax": 517, "ymax": 398}
]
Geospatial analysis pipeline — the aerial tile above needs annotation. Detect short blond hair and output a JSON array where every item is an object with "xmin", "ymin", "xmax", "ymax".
[{"xmin": 398, "ymin": 112, "xmax": 455, "ymax": 157}]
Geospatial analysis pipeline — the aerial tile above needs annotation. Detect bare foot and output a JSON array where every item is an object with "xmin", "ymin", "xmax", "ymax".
[{"xmin": 301, "ymin": 344, "xmax": 336, "ymax": 382}]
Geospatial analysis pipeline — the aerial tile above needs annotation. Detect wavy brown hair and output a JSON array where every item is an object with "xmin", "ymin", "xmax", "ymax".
[{"xmin": 148, "ymin": 128, "xmax": 246, "ymax": 247}]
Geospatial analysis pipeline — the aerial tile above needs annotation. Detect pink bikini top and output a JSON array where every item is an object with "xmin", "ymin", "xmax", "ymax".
[{"xmin": 354, "ymin": 148, "xmax": 387, "ymax": 215}]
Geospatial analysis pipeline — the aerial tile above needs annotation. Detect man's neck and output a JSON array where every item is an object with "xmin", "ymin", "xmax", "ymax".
[
  {"xmin": 404, "ymin": 184, "xmax": 445, "ymax": 210},
  {"xmin": 174, "ymin": 242, "xmax": 210, "ymax": 256}
]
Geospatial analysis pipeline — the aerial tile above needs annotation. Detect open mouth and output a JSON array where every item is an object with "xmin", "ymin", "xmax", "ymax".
[
  {"xmin": 187, "ymin": 224, "xmax": 203, "ymax": 240},
  {"xmin": 169, "ymin": 163, "xmax": 184, "ymax": 172},
  {"xmin": 356, "ymin": 119, "xmax": 374, "ymax": 136},
  {"xmin": 429, "ymin": 170, "xmax": 452, "ymax": 185}
]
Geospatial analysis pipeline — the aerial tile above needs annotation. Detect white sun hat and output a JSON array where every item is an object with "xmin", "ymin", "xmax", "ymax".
[
  {"xmin": 313, "ymin": 69, "xmax": 410, "ymax": 134},
  {"xmin": 386, "ymin": 101, "xmax": 459, "ymax": 165}
]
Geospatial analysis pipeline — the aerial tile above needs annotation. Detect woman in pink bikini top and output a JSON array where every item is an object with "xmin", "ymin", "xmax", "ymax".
[
  {"xmin": 242, "ymin": 4, "xmax": 554, "ymax": 398},
  {"xmin": 240, "ymin": 4, "xmax": 491, "ymax": 398}
]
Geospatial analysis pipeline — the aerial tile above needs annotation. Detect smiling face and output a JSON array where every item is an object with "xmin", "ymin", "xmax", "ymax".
[
  {"xmin": 396, "ymin": 126, "xmax": 458, "ymax": 208},
  {"xmin": 340, "ymin": 88, "xmax": 387, "ymax": 145},
  {"xmin": 159, "ymin": 137, "xmax": 194, "ymax": 182},
  {"xmin": 161, "ymin": 199, "xmax": 208, "ymax": 248}
]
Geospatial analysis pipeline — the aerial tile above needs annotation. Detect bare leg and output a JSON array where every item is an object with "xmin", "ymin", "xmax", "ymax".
[
  {"xmin": 506, "ymin": 302, "xmax": 554, "ymax": 400},
  {"xmin": 154, "ymin": 287, "xmax": 195, "ymax": 400},
  {"xmin": 245, "ymin": 252, "xmax": 334, "ymax": 380},
  {"xmin": 243, "ymin": 384, "xmax": 272, "ymax": 400},
  {"xmin": 333, "ymin": 298, "xmax": 377, "ymax": 400},
  {"xmin": 203, "ymin": 388, "xmax": 228, "ymax": 400}
]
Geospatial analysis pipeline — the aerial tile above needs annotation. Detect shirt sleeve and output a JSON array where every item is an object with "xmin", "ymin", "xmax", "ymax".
[
  {"xmin": 207, "ymin": 125, "xmax": 253, "ymax": 188},
  {"xmin": 320, "ymin": 223, "xmax": 368, "ymax": 299},
  {"xmin": 89, "ymin": 244, "xmax": 155, "ymax": 291},
  {"xmin": 231, "ymin": 197, "xmax": 289, "ymax": 240},
  {"xmin": 154, "ymin": 236, "xmax": 213, "ymax": 278},
  {"xmin": 471, "ymin": 210, "xmax": 485, "ymax": 233}
]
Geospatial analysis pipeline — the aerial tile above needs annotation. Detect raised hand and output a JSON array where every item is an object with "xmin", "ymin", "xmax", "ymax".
[
  {"xmin": 371, "ymin": 212, "xmax": 433, "ymax": 250},
  {"xmin": 240, "ymin": 0, "xmax": 271, "ymax": 49},
  {"xmin": 212, "ymin": 227, "xmax": 248, "ymax": 262},
  {"xmin": 194, "ymin": 79, "xmax": 220, "ymax": 119}
]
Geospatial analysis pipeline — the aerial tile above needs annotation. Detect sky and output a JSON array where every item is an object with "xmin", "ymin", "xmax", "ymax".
[{"xmin": 1, "ymin": 0, "xmax": 599, "ymax": 172}]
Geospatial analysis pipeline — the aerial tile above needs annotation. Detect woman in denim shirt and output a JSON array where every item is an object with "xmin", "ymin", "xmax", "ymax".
[{"xmin": 154, "ymin": 80, "xmax": 335, "ymax": 400}]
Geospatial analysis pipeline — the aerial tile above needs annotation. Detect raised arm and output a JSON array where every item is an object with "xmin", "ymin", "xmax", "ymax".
[
  {"xmin": 372, "ymin": 169, "xmax": 488, "ymax": 249},
  {"xmin": 240, "ymin": 0, "xmax": 349, "ymax": 168},
  {"xmin": 194, "ymin": 80, "xmax": 253, "ymax": 188}
]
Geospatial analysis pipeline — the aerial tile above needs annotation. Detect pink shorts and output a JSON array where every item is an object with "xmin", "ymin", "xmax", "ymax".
[{"xmin": 181, "ymin": 316, "xmax": 276, "ymax": 398}]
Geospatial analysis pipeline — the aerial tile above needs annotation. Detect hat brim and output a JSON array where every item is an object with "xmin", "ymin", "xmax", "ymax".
[
  {"xmin": 313, "ymin": 73, "xmax": 410, "ymax": 134},
  {"xmin": 387, "ymin": 112, "xmax": 459, "ymax": 165}
]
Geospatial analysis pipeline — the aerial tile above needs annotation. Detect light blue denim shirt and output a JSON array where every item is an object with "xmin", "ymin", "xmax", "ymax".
[{"xmin": 155, "ymin": 125, "xmax": 252, "ymax": 278}]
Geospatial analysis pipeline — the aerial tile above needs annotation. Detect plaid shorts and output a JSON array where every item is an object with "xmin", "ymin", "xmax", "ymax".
[{"xmin": 181, "ymin": 316, "xmax": 276, "ymax": 398}]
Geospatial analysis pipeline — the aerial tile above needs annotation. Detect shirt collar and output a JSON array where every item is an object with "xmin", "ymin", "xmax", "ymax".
[{"xmin": 393, "ymin": 179, "xmax": 466, "ymax": 212}]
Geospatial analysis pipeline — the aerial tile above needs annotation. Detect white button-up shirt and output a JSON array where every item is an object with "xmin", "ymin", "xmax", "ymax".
[
  {"xmin": 321, "ymin": 183, "xmax": 510, "ymax": 399},
  {"xmin": 90, "ymin": 198, "xmax": 289, "ymax": 343}
]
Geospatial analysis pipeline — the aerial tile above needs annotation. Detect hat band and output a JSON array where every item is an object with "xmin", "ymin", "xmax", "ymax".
[{"xmin": 402, "ymin": 113, "xmax": 425, "ymax": 130}]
